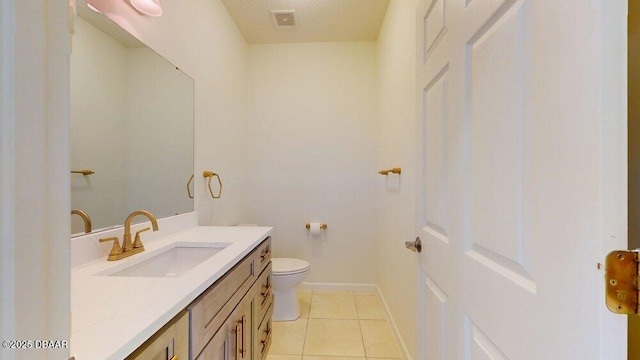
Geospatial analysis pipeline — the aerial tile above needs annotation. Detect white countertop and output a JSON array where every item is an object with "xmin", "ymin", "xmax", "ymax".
[{"xmin": 70, "ymin": 225, "xmax": 273, "ymax": 360}]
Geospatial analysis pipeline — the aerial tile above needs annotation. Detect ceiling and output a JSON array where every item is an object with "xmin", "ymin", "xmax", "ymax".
[{"xmin": 220, "ymin": 0, "xmax": 390, "ymax": 44}]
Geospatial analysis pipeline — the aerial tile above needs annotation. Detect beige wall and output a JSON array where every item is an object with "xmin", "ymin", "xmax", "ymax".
[
  {"xmin": 375, "ymin": 0, "xmax": 420, "ymax": 358},
  {"xmin": 246, "ymin": 42, "xmax": 378, "ymax": 283},
  {"xmin": 246, "ymin": 8, "xmax": 421, "ymax": 354}
]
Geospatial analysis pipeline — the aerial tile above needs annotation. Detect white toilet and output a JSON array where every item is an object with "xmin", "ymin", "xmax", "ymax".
[{"xmin": 271, "ymin": 258, "xmax": 310, "ymax": 321}]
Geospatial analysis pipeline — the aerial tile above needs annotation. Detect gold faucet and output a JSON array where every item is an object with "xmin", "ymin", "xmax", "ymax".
[
  {"xmin": 71, "ymin": 209, "xmax": 92, "ymax": 233},
  {"xmin": 123, "ymin": 210, "xmax": 159, "ymax": 252},
  {"xmin": 99, "ymin": 210, "xmax": 159, "ymax": 261}
]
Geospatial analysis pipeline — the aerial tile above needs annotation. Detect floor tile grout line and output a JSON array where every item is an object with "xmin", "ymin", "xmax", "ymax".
[
  {"xmin": 353, "ymin": 291, "xmax": 362, "ymax": 320},
  {"xmin": 300, "ymin": 291, "xmax": 313, "ymax": 357},
  {"xmin": 304, "ymin": 291, "xmax": 367, "ymax": 358},
  {"xmin": 277, "ymin": 290, "xmax": 401, "ymax": 360},
  {"xmin": 353, "ymin": 291, "xmax": 370, "ymax": 359}
]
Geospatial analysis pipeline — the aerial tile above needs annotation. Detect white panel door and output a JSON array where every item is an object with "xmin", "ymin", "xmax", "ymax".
[{"xmin": 415, "ymin": 0, "xmax": 627, "ymax": 358}]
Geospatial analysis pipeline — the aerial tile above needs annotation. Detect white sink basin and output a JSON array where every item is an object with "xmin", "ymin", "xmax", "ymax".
[{"xmin": 98, "ymin": 243, "xmax": 230, "ymax": 278}]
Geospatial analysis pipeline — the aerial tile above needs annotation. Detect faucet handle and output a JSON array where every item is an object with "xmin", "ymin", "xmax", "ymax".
[
  {"xmin": 99, "ymin": 237, "xmax": 123, "ymax": 260},
  {"xmin": 133, "ymin": 227, "xmax": 151, "ymax": 249}
]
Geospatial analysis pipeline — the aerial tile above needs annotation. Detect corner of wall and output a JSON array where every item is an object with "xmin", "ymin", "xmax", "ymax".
[{"xmin": 374, "ymin": 0, "xmax": 420, "ymax": 358}]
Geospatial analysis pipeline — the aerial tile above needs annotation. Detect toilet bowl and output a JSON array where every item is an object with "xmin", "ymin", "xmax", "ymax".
[{"xmin": 271, "ymin": 258, "xmax": 310, "ymax": 321}]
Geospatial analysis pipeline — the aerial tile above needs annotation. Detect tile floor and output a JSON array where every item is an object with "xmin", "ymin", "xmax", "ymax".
[{"xmin": 266, "ymin": 291, "xmax": 404, "ymax": 360}]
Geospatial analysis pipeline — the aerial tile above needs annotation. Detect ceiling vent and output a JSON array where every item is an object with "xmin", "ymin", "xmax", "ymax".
[{"xmin": 271, "ymin": 10, "xmax": 297, "ymax": 27}]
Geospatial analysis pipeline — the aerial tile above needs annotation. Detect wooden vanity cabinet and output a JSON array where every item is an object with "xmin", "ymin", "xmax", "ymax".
[
  {"xmin": 194, "ymin": 289, "xmax": 254, "ymax": 360},
  {"xmin": 255, "ymin": 238, "xmax": 271, "ymax": 274},
  {"xmin": 126, "ymin": 310, "xmax": 189, "ymax": 360},
  {"xmin": 189, "ymin": 237, "xmax": 272, "ymax": 360},
  {"xmin": 251, "ymin": 240, "xmax": 273, "ymax": 359},
  {"xmin": 124, "ymin": 237, "xmax": 273, "ymax": 360},
  {"xmin": 255, "ymin": 262, "xmax": 272, "ymax": 326},
  {"xmin": 255, "ymin": 302, "xmax": 273, "ymax": 360}
]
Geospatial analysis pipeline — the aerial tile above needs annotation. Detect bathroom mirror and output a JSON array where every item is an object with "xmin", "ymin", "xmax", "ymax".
[{"xmin": 70, "ymin": 1, "xmax": 194, "ymax": 236}]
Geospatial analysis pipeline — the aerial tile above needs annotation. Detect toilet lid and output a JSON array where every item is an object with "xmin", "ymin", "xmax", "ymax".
[{"xmin": 272, "ymin": 258, "xmax": 310, "ymax": 275}]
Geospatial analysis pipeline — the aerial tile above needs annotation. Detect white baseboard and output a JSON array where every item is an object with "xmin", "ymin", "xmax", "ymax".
[
  {"xmin": 375, "ymin": 285, "xmax": 413, "ymax": 360},
  {"xmin": 298, "ymin": 282, "xmax": 378, "ymax": 293},
  {"xmin": 297, "ymin": 282, "xmax": 413, "ymax": 360}
]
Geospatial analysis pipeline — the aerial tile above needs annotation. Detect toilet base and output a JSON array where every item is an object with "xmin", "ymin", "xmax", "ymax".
[{"xmin": 272, "ymin": 287, "xmax": 301, "ymax": 321}]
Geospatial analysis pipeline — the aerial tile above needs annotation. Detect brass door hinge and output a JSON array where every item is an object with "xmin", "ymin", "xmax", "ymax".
[{"xmin": 605, "ymin": 250, "xmax": 640, "ymax": 314}]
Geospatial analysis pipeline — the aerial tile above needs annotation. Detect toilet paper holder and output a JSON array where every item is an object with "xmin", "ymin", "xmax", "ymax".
[{"xmin": 305, "ymin": 223, "xmax": 327, "ymax": 229}]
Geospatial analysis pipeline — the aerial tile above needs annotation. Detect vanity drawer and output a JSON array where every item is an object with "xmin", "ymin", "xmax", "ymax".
[
  {"xmin": 255, "ymin": 237, "xmax": 271, "ymax": 274},
  {"xmin": 256, "ymin": 263, "xmax": 273, "ymax": 321},
  {"xmin": 189, "ymin": 252, "xmax": 255, "ymax": 358},
  {"xmin": 257, "ymin": 303, "xmax": 273, "ymax": 360}
]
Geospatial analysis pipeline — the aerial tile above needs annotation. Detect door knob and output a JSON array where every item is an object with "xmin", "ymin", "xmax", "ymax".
[{"xmin": 405, "ymin": 237, "xmax": 422, "ymax": 253}]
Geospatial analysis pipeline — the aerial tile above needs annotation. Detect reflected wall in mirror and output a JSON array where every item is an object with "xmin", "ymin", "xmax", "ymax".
[{"xmin": 71, "ymin": 1, "xmax": 194, "ymax": 236}]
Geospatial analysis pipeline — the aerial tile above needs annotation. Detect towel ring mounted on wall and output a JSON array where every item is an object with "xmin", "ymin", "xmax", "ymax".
[
  {"xmin": 203, "ymin": 171, "xmax": 222, "ymax": 199},
  {"xmin": 185, "ymin": 172, "xmax": 223, "ymax": 199}
]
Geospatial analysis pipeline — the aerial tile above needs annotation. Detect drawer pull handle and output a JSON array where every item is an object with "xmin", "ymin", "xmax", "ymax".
[
  {"xmin": 260, "ymin": 248, "xmax": 271, "ymax": 261},
  {"xmin": 261, "ymin": 327, "xmax": 272, "ymax": 352},
  {"xmin": 234, "ymin": 316, "xmax": 246, "ymax": 359},
  {"xmin": 234, "ymin": 322, "xmax": 241, "ymax": 358},
  {"xmin": 261, "ymin": 284, "xmax": 272, "ymax": 298},
  {"xmin": 240, "ymin": 315, "xmax": 246, "ymax": 358}
]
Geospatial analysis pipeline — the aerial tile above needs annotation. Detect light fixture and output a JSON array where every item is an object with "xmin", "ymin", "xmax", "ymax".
[
  {"xmin": 87, "ymin": 3, "xmax": 101, "ymax": 13},
  {"xmin": 130, "ymin": 0, "xmax": 163, "ymax": 17}
]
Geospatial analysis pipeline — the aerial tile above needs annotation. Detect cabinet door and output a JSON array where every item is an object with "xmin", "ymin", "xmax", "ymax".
[
  {"xmin": 255, "ymin": 304, "xmax": 273, "ymax": 360},
  {"xmin": 234, "ymin": 288, "xmax": 254, "ymax": 360},
  {"xmin": 252, "ymin": 265, "xmax": 273, "ymax": 360},
  {"xmin": 195, "ymin": 313, "xmax": 237, "ymax": 360},
  {"xmin": 196, "ymin": 291, "xmax": 254, "ymax": 360},
  {"xmin": 255, "ymin": 237, "xmax": 271, "ymax": 275},
  {"xmin": 255, "ymin": 263, "xmax": 272, "ymax": 323},
  {"xmin": 126, "ymin": 311, "xmax": 188, "ymax": 360},
  {"xmin": 189, "ymin": 252, "xmax": 256, "ymax": 357}
]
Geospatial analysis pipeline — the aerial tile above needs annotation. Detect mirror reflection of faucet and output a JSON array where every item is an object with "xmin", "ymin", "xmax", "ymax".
[
  {"xmin": 71, "ymin": 209, "xmax": 92, "ymax": 233},
  {"xmin": 99, "ymin": 210, "xmax": 159, "ymax": 261}
]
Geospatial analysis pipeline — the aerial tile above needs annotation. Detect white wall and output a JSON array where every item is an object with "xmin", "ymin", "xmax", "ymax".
[
  {"xmin": 246, "ymin": 42, "xmax": 378, "ymax": 283},
  {"xmin": 89, "ymin": 0, "xmax": 249, "ymax": 225},
  {"xmin": 0, "ymin": 0, "xmax": 71, "ymax": 359},
  {"xmin": 70, "ymin": 17, "xmax": 128, "ymax": 232},
  {"xmin": 375, "ymin": 0, "xmax": 420, "ymax": 358}
]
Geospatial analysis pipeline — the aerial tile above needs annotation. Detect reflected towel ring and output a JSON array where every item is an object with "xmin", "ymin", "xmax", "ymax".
[
  {"xmin": 186, "ymin": 174, "xmax": 194, "ymax": 199},
  {"xmin": 203, "ymin": 171, "xmax": 222, "ymax": 199}
]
